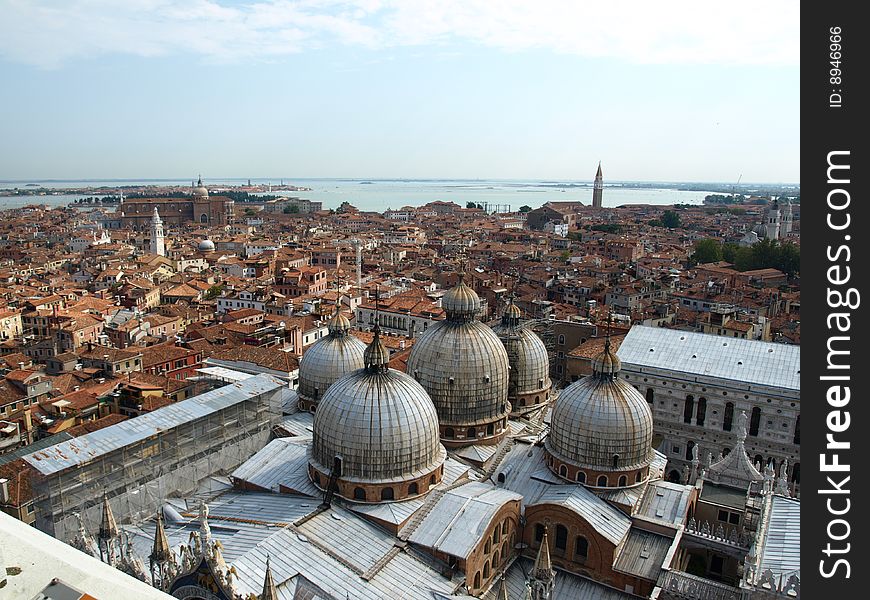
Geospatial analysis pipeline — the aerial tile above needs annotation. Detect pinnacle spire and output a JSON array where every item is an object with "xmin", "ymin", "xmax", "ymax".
[
  {"xmin": 150, "ymin": 509, "xmax": 171, "ymax": 565},
  {"xmin": 596, "ymin": 161, "xmax": 602, "ymax": 178},
  {"xmin": 99, "ymin": 492, "xmax": 118, "ymax": 542},
  {"xmin": 533, "ymin": 526, "xmax": 553, "ymax": 579},
  {"xmin": 261, "ymin": 555, "xmax": 279, "ymax": 600},
  {"xmin": 497, "ymin": 575, "xmax": 510, "ymax": 600}
]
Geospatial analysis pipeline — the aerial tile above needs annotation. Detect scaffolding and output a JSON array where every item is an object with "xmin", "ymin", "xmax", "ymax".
[{"xmin": 23, "ymin": 374, "xmax": 285, "ymax": 543}]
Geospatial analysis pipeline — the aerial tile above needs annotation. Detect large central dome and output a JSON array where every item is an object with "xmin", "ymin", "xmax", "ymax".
[
  {"xmin": 297, "ymin": 304, "xmax": 366, "ymax": 411},
  {"xmin": 406, "ymin": 271, "xmax": 510, "ymax": 447},
  {"xmin": 310, "ymin": 327, "xmax": 446, "ymax": 503},
  {"xmin": 546, "ymin": 336, "xmax": 654, "ymax": 488}
]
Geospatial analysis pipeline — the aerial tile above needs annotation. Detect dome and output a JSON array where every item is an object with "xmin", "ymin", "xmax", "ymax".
[
  {"xmin": 492, "ymin": 299, "xmax": 552, "ymax": 415},
  {"xmin": 297, "ymin": 307, "xmax": 366, "ymax": 410},
  {"xmin": 192, "ymin": 176, "xmax": 209, "ymax": 198},
  {"xmin": 407, "ymin": 274, "xmax": 510, "ymax": 446},
  {"xmin": 441, "ymin": 274, "xmax": 481, "ymax": 320},
  {"xmin": 310, "ymin": 329, "xmax": 446, "ymax": 500},
  {"xmin": 546, "ymin": 338, "xmax": 653, "ymax": 485},
  {"xmin": 197, "ymin": 239, "xmax": 215, "ymax": 252}
]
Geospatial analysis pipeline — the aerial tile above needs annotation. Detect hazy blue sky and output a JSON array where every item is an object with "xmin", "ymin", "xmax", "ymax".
[{"xmin": 0, "ymin": 1, "xmax": 799, "ymax": 183}]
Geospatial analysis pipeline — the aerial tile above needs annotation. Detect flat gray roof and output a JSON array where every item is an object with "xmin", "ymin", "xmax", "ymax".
[
  {"xmin": 22, "ymin": 374, "xmax": 283, "ymax": 476},
  {"xmin": 759, "ymin": 495, "xmax": 800, "ymax": 577},
  {"xmin": 617, "ymin": 325, "xmax": 799, "ymax": 391}
]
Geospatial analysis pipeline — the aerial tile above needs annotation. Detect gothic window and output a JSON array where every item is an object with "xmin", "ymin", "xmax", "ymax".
[
  {"xmin": 696, "ymin": 397, "xmax": 707, "ymax": 426},
  {"xmin": 684, "ymin": 395, "xmax": 694, "ymax": 424},
  {"xmin": 750, "ymin": 407, "xmax": 761, "ymax": 436},
  {"xmin": 723, "ymin": 402, "xmax": 734, "ymax": 431}
]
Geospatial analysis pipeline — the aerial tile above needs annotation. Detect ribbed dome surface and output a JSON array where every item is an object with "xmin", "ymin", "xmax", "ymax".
[
  {"xmin": 442, "ymin": 277, "xmax": 481, "ymax": 320},
  {"xmin": 492, "ymin": 322, "xmax": 551, "ymax": 399},
  {"xmin": 311, "ymin": 368, "xmax": 446, "ymax": 482},
  {"xmin": 406, "ymin": 319, "xmax": 510, "ymax": 427},
  {"xmin": 298, "ymin": 329, "xmax": 366, "ymax": 403},
  {"xmin": 547, "ymin": 374, "xmax": 653, "ymax": 472}
]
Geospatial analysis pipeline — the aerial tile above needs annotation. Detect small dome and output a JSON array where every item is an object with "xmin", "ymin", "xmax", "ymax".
[
  {"xmin": 198, "ymin": 239, "xmax": 215, "ymax": 252},
  {"xmin": 297, "ymin": 317, "xmax": 366, "ymax": 407},
  {"xmin": 492, "ymin": 300, "xmax": 551, "ymax": 414},
  {"xmin": 546, "ymin": 338, "xmax": 653, "ymax": 479},
  {"xmin": 311, "ymin": 329, "xmax": 445, "ymax": 492},
  {"xmin": 441, "ymin": 274, "xmax": 481, "ymax": 320}
]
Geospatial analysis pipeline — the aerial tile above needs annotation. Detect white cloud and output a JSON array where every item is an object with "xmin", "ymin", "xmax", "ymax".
[{"xmin": 0, "ymin": 0, "xmax": 799, "ymax": 69}]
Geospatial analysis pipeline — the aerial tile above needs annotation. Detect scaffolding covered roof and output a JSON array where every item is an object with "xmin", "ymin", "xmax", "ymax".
[{"xmin": 22, "ymin": 375, "xmax": 284, "ymax": 476}]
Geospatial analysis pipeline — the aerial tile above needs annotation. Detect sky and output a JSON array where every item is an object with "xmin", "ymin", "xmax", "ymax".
[{"xmin": 0, "ymin": 1, "xmax": 800, "ymax": 183}]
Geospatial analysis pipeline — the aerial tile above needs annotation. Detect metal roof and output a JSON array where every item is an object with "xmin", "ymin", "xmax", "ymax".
[
  {"xmin": 0, "ymin": 431, "xmax": 74, "ymax": 466},
  {"xmin": 478, "ymin": 557, "xmax": 637, "ymax": 600},
  {"xmin": 529, "ymin": 486, "xmax": 632, "ymax": 546},
  {"xmin": 407, "ymin": 481, "xmax": 522, "ymax": 559},
  {"xmin": 758, "ymin": 495, "xmax": 800, "ymax": 577},
  {"xmin": 22, "ymin": 375, "xmax": 284, "ymax": 476},
  {"xmin": 617, "ymin": 326, "xmax": 800, "ymax": 391},
  {"xmin": 231, "ymin": 437, "xmax": 318, "ymax": 497},
  {"xmin": 635, "ymin": 480, "xmax": 692, "ymax": 526},
  {"xmin": 613, "ymin": 527, "xmax": 674, "ymax": 581},
  {"xmin": 196, "ymin": 365, "xmax": 256, "ymax": 382}
]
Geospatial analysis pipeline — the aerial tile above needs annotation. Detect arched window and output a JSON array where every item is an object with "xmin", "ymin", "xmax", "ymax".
[
  {"xmin": 313, "ymin": 471, "xmax": 320, "ymax": 485},
  {"xmin": 354, "ymin": 487, "xmax": 366, "ymax": 500},
  {"xmin": 597, "ymin": 475, "xmax": 608, "ymax": 487},
  {"xmin": 750, "ymin": 407, "xmax": 761, "ymax": 436},
  {"xmin": 612, "ymin": 454, "xmax": 620, "ymax": 469},
  {"xmin": 502, "ymin": 521, "xmax": 508, "ymax": 535},
  {"xmin": 635, "ymin": 471, "xmax": 642, "ymax": 483},
  {"xmin": 408, "ymin": 482, "xmax": 418, "ymax": 495},
  {"xmin": 486, "ymin": 423, "xmax": 494, "ymax": 436},
  {"xmin": 576, "ymin": 471, "xmax": 586, "ymax": 484},
  {"xmin": 484, "ymin": 540, "xmax": 491, "ymax": 554},
  {"xmin": 668, "ymin": 469, "xmax": 681, "ymax": 483},
  {"xmin": 696, "ymin": 397, "xmax": 707, "ymax": 426},
  {"xmin": 575, "ymin": 536, "xmax": 589, "ymax": 559},
  {"xmin": 792, "ymin": 462, "xmax": 800, "ymax": 484},
  {"xmin": 493, "ymin": 527, "xmax": 500, "ymax": 544},
  {"xmin": 445, "ymin": 427, "xmax": 454, "ymax": 438},
  {"xmin": 684, "ymin": 395, "xmax": 694, "ymax": 424},
  {"xmin": 723, "ymin": 402, "xmax": 734, "ymax": 431},
  {"xmin": 686, "ymin": 440, "xmax": 695, "ymax": 461},
  {"xmin": 618, "ymin": 475, "xmax": 627, "ymax": 487},
  {"xmin": 473, "ymin": 572, "xmax": 481, "ymax": 589},
  {"xmin": 754, "ymin": 454, "xmax": 764, "ymax": 466},
  {"xmin": 429, "ymin": 474, "xmax": 436, "ymax": 487},
  {"xmin": 646, "ymin": 388, "xmax": 654, "ymax": 404},
  {"xmin": 468, "ymin": 427, "xmax": 477, "ymax": 439},
  {"xmin": 794, "ymin": 414, "xmax": 800, "ymax": 445},
  {"xmin": 492, "ymin": 550, "xmax": 499, "ymax": 566},
  {"xmin": 200, "ymin": 213, "xmax": 208, "ymax": 224},
  {"xmin": 559, "ymin": 465, "xmax": 568, "ymax": 477},
  {"xmin": 483, "ymin": 561, "xmax": 490, "ymax": 579},
  {"xmin": 534, "ymin": 523, "xmax": 545, "ymax": 543},
  {"xmin": 723, "ymin": 448, "xmax": 731, "ymax": 457},
  {"xmin": 558, "ymin": 334, "xmax": 565, "ymax": 345},
  {"xmin": 381, "ymin": 487, "xmax": 394, "ymax": 501},
  {"xmin": 555, "ymin": 525, "xmax": 568, "ymax": 551}
]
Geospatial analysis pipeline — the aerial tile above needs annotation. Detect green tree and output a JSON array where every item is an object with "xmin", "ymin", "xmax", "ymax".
[
  {"xmin": 721, "ymin": 242, "xmax": 740, "ymax": 264},
  {"xmin": 204, "ymin": 284, "xmax": 225, "ymax": 300},
  {"xmin": 690, "ymin": 239, "xmax": 722, "ymax": 266},
  {"xmin": 283, "ymin": 204, "xmax": 300, "ymax": 214},
  {"xmin": 519, "ymin": 205, "xmax": 532, "ymax": 213},
  {"xmin": 660, "ymin": 210, "xmax": 681, "ymax": 228},
  {"xmin": 774, "ymin": 242, "xmax": 800, "ymax": 276}
]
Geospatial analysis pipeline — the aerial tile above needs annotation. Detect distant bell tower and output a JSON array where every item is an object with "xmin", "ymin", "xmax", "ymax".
[
  {"xmin": 764, "ymin": 198, "xmax": 780, "ymax": 241},
  {"xmin": 592, "ymin": 162, "xmax": 603, "ymax": 208},
  {"xmin": 150, "ymin": 207, "xmax": 165, "ymax": 256}
]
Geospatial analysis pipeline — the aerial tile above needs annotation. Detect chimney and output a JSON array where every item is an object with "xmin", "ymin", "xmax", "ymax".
[
  {"xmin": 0, "ymin": 478, "xmax": 9, "ymax": 504},
  {"xmin": 18, "ymin": 362, "xmax": 24, "ymax": 370}
]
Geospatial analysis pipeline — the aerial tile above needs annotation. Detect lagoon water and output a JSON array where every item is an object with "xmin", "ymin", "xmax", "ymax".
[{"xmin": 0, "ymin": 178, "xmax": 710, "ymax": 212}]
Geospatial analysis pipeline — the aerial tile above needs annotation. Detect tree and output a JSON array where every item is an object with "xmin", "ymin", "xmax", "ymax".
[
  {"xmin": 519, "ymin": 205, "xmax": 532, "ymax": 213},
  {"xmin": 660, "ymin": 210, "xmax": 681, "ymax": 228},
  {"xmin": 721, "ymin": 242, "xmax": 740, "ymax": 264},
  {"xmin": 690, "ymin": 239, "xmax": 722, "ymax": 266},
  {"xmin": 283, "ymin": 204, "xmax": 300, "ymax": 214},
  {"xmin": 204, "ymin": 284, "xmax": 225, "ymax": 300},
  {"xmin": 775, "ymin": 242, "xmax": 800, "ymax": 276}
]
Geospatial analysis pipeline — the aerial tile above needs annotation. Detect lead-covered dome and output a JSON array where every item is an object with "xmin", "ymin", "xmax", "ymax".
[
  {"xmin": 406, "ymin": 272, "xmax": 510, "ymax": 447},
  {"xmin": 297, "ymin": 305, "xmax": 366, "ymax": 411},
  {"xmin": 310, "ymin": 328, "xmax": 446, "ymax": 502},
  {"xmin": 546, "ymin": 337, "xmax": 653, "ymax": 488},
  {"xmin": 192, "ymin": 176, "xmax": 209, "ymax": 198},
  {"xmin": 197, "ymin": 239, "xmax": 215, "ymax": 252},
  {"xmin": 492, "ymin": 298, "xmax": 552, "ymax": 415}
]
